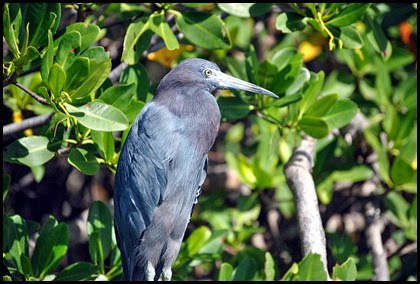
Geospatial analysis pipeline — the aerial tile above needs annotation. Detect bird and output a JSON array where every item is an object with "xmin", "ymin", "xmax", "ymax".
[{"xmin": 113, "ymin": 58, "xmax": 278, "ymax": 281}]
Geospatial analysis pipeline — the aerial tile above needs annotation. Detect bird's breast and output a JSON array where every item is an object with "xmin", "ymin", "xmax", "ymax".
[{"xmin": 156, "ymin": 90, "xmax": 221, "ymax": 153}]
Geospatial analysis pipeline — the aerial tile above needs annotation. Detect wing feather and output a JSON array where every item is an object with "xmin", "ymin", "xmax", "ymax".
[{"xmin": 114, "ymin": 102, "xmax": 178, "ymax": 279}]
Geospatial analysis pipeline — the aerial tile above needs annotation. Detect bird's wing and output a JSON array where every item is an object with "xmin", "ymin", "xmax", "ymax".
[{"xmin": 113, "ymin": 102, "xmax": 179, "ymax": 279}]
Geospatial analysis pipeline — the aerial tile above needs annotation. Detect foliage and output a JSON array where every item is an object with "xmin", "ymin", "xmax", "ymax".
[{"xmin": 3, "ymin": 3, "xmax": 417, "ymax": 281}]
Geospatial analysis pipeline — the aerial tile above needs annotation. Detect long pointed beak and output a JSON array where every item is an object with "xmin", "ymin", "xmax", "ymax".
[{"xmin": 214, "ymin": 70, "xmax": 278, "ymax": 98}]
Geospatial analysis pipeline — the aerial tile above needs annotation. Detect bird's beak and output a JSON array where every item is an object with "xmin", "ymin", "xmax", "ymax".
[{"xmin": 214, "ymin": 70, "xmax": 279, "ymax": 98}]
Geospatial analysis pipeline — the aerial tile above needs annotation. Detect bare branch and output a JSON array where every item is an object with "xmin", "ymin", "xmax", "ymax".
[
  {"xmin": 284, "ymin": 136, "xmax": 329, "ymax": 276},
  {"xmin": 13, "ymin": 82, "xmax": 48, "ymax": 105},
  {"xmin": 3, "ymin": 113, "xmax": 53, "ymax": 136},
  {"xmin": 108, "ymin": 62, "xmax": 129, "ymax": 84},
  {"xmin": 3, "ymin": 73, "xmax": 17, "ymax": 87},
  {"xmin": 365, "ymin": 200, "xmax": 390, "ymax": 281},
  {"xmin": 56, "ymin": 147, "xmax": 72, "ymax": 156}
]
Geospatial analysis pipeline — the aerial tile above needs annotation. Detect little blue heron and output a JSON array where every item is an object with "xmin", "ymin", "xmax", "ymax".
[{"xmin": 114, "ymin": 58, "xmax": 278, "ymax": 281}]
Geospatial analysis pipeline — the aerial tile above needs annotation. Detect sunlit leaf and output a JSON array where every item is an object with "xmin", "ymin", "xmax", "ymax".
[{"xmin": 68, "ymin": 148, "xmax": 99, "ymax": 176}]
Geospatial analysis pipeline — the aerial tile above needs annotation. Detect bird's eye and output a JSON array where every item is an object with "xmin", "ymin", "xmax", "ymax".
[{"xmin": 204, "ymin": 69, "xmax": 212, "ymax": 77}]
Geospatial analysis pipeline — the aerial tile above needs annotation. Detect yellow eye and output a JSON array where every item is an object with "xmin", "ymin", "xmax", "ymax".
[{"xmin": 204, "ymin": 69, "xmax": 212, "ymax": 77}]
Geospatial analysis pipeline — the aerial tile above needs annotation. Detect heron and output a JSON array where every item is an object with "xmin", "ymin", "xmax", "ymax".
[{"xmin": 114, "ymin": 58, "xmax": 278, "ymax": 281}]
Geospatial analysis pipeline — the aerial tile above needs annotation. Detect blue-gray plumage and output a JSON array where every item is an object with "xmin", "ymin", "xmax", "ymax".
[{"xmin": 114, "ymin": 58, "xmax": 277, "ymax": 281}]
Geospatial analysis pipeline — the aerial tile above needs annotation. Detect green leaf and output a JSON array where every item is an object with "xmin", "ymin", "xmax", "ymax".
[
  {"xmin": 185, "ymin": 226, "xmax": 212, "ymax": 257},
  {"xmin": 363, "ymin": 128, "xmax": 392, "ymax": 186},
  {"xmin": 332, "ymin": 257, "xmax": 357, "ymax": 281},
  {"xmin": 321, "ymin": 70, "xmax": 355, "ymax": 98},
  {"xmin": 282, "ymin": 263, "xmax": 299, "ymax": 281},
  {"xmin": 182, "ymin": 3, "xmax": 212, "ymax": 8},
  {"xmin": 245, "ymin": 45, "xmax": 258, "ymax": 84},
  {"xmin": 87, "ymin": 201, "xmax": 113, "ymax": 267},
  {"xmin": 31, "ymin": 165, "xmax": 45, "ymax": 183},
  {"xmin": 31, "ymin": 216, "xmax": 68, "ymax": 279},
  {"xmin": 384, "ymin": 191, "xmax": 410, "ymax": 228},
  {"xmin": 175, "ymin": 12, "xmax": 231, "ymax": 50},
  {"xmin": 121, "ymin": 17, "xmax": 153, "ymax": 65},
  {"xmin": 21, "ymin": 254, "xmax": 33, "ymax": 279},
  {"xmin": 7, "ymin": 215, "xmax": 29, "ymax": 275},
  {"xmin": 317, "ymin": 166, "xmax": 374, "ymax": 204},
  {"xmin": 327, "ymin": 233, "xmax": 357, "ymax": 264},
  {"xmin": 197, "ymin": 229, "xmax": 226, "ymax": 255},
  {"xmin": 81, "ymin": 46, "xmax": 109, "ymax": 63},
  {"xmin": 298, "ymin": 116, "xmax": 329, "ymax": 139},
  {"xmin": 298, "ymin": 71, "xmax": 325, "ymax": 115},
  {"xmin": 326, "ymin": 4, "xmax": 370, "ymax": 27},
  {"xmin": 271, "ymin": 47, "xmax": 297, "ymax": 72},
  {"xmin": 20, "ymin": 4, "xmax": 61, "ymax": 48},
  {"xmin": 55, "ymin": 30, "xmax": 82, "ymax": 70},
  {"xmin": 256, "ymin": 60, "xmax": 278, "ymax": 91},
  {"xmin": 69, "ymin": 59, "xmax": 111, "ymax": 99},
  {"xmin": 3, "ymin": 3, "xmax": 22, "ymax": 58},
  {"xmin": 340, "ymin": 26, "xmax": 364, "ymax": 49},
  {"xmin": 298, "ymin": 253, "xmax": 328, "ymax": 281},
  {"xmin": 54, "ymin": 262, "xmax": 98, "ymax": 281},
  {"xmin": 273, "ymin": 93, "xmax": 302, "ymax": 108},
  {"xmin": 386, "ymin": 48, "xmax": 415, "ymax": 73},
  {"xmin": 217, "ymin": 95, "xmax": 252, "ymax": 122},
  {"xmin": 218, "ymin": 263, "xmax": 234, "ymax": 281},
  {"xmin": 264, "ymin": 252, "xmax": 275, "ymax": 280},
  {"xmin": 4, "ymin": 136, "xmax": 56, "ymax": 167},
  {"xmin": 273, "ymin": 53, "xmax": 304, "ymax": 95},
  {"xmin": 276, "ymin": 12, "xmax": 307, "ymax": 33},
  {"xmin": 375, "ymin": 57, "xmax": 391, "ymax": 102},
  {"xmin": 224, "ymin": 15, "xmax": 254, "ymax": 50},
  {"xmin": 12, "ymin": 46, "xmax": 40, "ymax": 68},
  {"xmin": 233, "ymin": 258, "xmax": 257, "ymax": 280},
  {"xmin": 3, "ymin": 175, "xmax": 11, "ymax": 203},
  {"xmin": 286, "ymin": 67, "xmax": 311, "ymax": 95},
  {"xmin": 3, "ymin": 276, "xmax": 12, "ymax": 281},
  {"xmin": 391, "ymin": 134, "xmax": 417, "ymax": 187},
  {"xmin": 149, "ymin": 12, "xmax": 179, "ymax": 50},
  {"xmin": 63, "ymin": 57, "xmax": 90, "ymax": 92},
  {"xmin": 364, "ymin": 13, "xmax": 392, "ymax": 59},
  {"xmin": 305, "ymin": 94, "xmax": 338, "ymax": 117},
  {"xmin": 91, "ymin": 131, "xmax": 115, "ymax": 162},
  {"xmin": 218, "ymin": 3, "xmax": 273, "ymax": 17},
  {"xmin": 98, "ymin": 83, "xmax": 136, "ymax": 111},
  {"xmin": 41, "ymin": 30, "xmax": 54, "ymax": 83},
  {"xmin": 323, "ymin": 98, "xmax": 358, "ymax": 129},
  {"xmin": 68, "ymin": 148, "xmax": 100, "ymax": 176},
  {"xmin": 55, "ymin": 23, "xmax": 100, "ymax": 52},
  {"xmin": 64, "ymin": 101, "xmax": 129, "ymax": 132},
  {"xmin": 120, "ymin": 62, "xmax": 150, "ymax": 102},
  {"xmin": 124, "ymin": 99, "xmax": 145, "ymax": 123},
  {"xmin": 48, "ymin": 63, "xmax": 66, "ymax": 97}
]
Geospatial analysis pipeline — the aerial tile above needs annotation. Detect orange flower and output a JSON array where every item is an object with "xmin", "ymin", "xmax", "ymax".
[
  {"xmin": 400, "ymin": 21, "xmax": 413, "ymax": 44},
  {"xmin": 147, "ymin": 45, "xmax": 194, "ymax": 68}
]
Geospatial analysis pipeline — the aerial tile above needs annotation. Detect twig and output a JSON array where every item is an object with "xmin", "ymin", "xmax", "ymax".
[
  {"xmin": 342, "ymin": 112, "xmax": 390, "ymax": 281},
  {"xmin": 56, "ymin": 147, "xmax": 72, "ymax": 156},
  {"xmin": 365, "ymin": 200, "xmax": 390, "ymax": 281},
  {"xmin": 13, "ymin": 82, "xmax": 48, "ymax": 105},
  {"xmin": 3, "ymin": 113, "xmax": 53, "ymax": 136},
  {"xmin": 3, "ymin": 73, "xmax": 17, "ymax": 87},
  {"xmin": 284, "ymin": 136, "xmax": 330, "ymax": 277},
  {"xmin": 108, "ymin": 62, "xmax": 129, "ymax": 84}
]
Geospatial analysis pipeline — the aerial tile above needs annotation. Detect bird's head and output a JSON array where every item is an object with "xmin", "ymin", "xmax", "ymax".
[{"xmin": 157, "ymin": 58, "xmax": 278, "ymax": 98}]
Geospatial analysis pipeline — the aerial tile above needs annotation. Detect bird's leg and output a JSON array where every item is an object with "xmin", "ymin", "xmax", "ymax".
[
  {"xmin": 145, "ymin": 261, "xmax": 156, "ymax": 281},
  {"xmin": 162, "ymin": 266, "xmax": 172, "ymax": 281}
]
